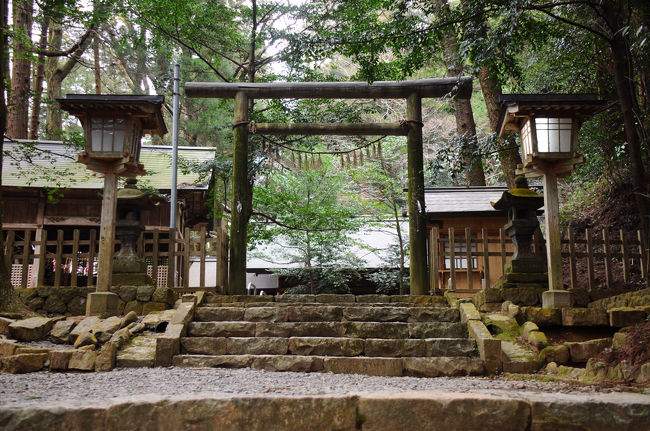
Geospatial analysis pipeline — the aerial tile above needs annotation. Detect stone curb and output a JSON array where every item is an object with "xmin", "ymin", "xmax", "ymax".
[
  {"xmin": 461, "ymin": 302, "xmax": 502, "ymax": 374},
  {"xmin": 155, "ymin": 298, "xmax": 197, "ymax": 367},
  {"xmin": 0, "ymin": 390, "xmax": 648, "ymax": 431}
]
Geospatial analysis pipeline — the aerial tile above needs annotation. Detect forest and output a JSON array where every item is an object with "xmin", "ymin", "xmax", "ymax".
[{"xmin": 0, "ymin": 0, "xmax": 648, "ymax": 308}]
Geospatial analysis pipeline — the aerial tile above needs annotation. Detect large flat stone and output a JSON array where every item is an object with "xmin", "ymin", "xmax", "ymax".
[
  {"xmin": 49, "ymin": 319, "xmax": 77, "ymax": 344},
  {"xmin": 314, "ymin": 294, "xmax": 355, "ymax": 303},
  {"xmin": 243, "ymin": 307, "xmax": 288, "ymax": 322},
  {"xmin": 251, "ymin": 355, "xmax": 323, "ymax": 372},
  {"xmin": 288, "ymin": 337, "xmax": 364, "ymax": 356},
  {"xmin": 608, "ymin": 307, "xmax": 650, "ymax": 327},
  {"xmin": 173, "ymin": 354, "xmax": 253, "ymax": 368},
  {"xmin": 403, "ymin": 357, "xmax": 485, "ymax": 377},
  {"xmin": 521, "ymin": 307, "xmax": 562, "ymax": 326},
  {"xmin": 566, "ymin": 338, "xmax": 612, "ymax": 363},
  {"xmin": 342, "ymin": 322, "xmax": 409, "ymax": 339},
  {"xmin": 364, "ymin": 339, "xmax": 425, "ymax": 357},
  {"xmin": 181, "ymin": 337, "xmax": 227, "ymax": 355},
  {"xmin": 9, "ymin": 317, "xmax": 56, "ymax": 341},
  {"xmin": 358, "ymin": 391, "xmax": 530, "ymax": 431},
  {"xmin": 116, "ymin": 334, "xmax": 157, "ymax": 368},
  {"xmin": 68, "ymin": 350, "xmax": 97, "ymax": 371},
  {"xmin": 0, "ymin": 353, "xmax": 48, "ymax": 373},
  {"xmin": 68, "ymin": 316, "xmax": 101, "ymax": 344},
  {"xmin": 188, "ymin": 321, "xmax": 256, "ymax": 337},
  {"xmin": 562, "ymin": 308, "xmax": 608, "ymax": 326},
  {"xmin": 256, "ymin": 322, "xmax": 342, "ymax": 338},
  {"xmin": 342, "ymin": 307, "xmax": 409, "ymax": 322},
  {"xmin": 287, "ymin": 306, "xmax": 342, "ymax": 322},
  {"xmin": 323, "ymin": 357, "xmax": 403, "ymax": 376},
  {"xmin": 196, "ymin": 307, "xmax": 244, "ymax": 322},
  {"xmin": 226, "ymin": 337, "xmax": 289, "ymax": 355},
  {"xmin": 408, "ymin": 322, "xmax": 467, "ymax": 338},
  {"xmin": 425, "ymin": 338, "xmax": 476, "ymax": 357}
]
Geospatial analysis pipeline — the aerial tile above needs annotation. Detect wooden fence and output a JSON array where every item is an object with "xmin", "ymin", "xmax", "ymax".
[
  {"xmin": 3, "ymin": 225, "xmax": 228, "ymax": 291},
  {"xmin": 429, "ymin": 226, "xmax": 649, "ymax": 293}
]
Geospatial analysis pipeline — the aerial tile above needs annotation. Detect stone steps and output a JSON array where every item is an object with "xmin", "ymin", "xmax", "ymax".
[
  {"xmin": 173, "ymin": 354, "xmax": 485, "ymax": 377},
  {"xmin": 181, "ymin": 336, "xmax": 476, "ymax": 357},
  {"xmin": 187, "ymin": 321, "xmax": 467, "ymax": 339},
  {"xmin": 174, "ymin": 294, "xmax": 483, "ymax": 377}
]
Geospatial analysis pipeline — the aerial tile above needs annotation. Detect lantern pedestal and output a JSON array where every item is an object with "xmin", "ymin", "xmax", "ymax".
[
  {"xmin": 542, "ymin": 290, "xmax": 572, "ymax": 309},
  {"xmin": 86, "ymin": 291, "xmax": 119, "ymax": 317}
]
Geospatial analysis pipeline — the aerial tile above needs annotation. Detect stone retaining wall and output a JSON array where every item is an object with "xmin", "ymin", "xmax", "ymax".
[
  {"xmin": 0, "ymin": 391, "xmax": 648, "ymax": 430},
  {"xmin": 588, "ymin": 288, "xmax": 650, "ymax": 310},
  {"xmin": 14, "ymin": 286, "xmax": 177, "ymax": 316}
]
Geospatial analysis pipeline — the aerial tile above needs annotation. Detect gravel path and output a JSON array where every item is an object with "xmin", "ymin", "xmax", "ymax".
[{"xmin": 1, "ymin": 367, "xmax": 646, "ymax": 407}]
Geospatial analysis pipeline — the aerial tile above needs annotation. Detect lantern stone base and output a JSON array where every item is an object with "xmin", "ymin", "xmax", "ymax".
[
  {"xmin": 542, "ymin": 290, "xmax": 573, "ymax": 309},
  {"xmin": 504, "ymin": 258, "xmax": 546, "ymax": 274},
  {"xmin": 86, "ymin": 292, "xmax": 120, "ymax": 317}
]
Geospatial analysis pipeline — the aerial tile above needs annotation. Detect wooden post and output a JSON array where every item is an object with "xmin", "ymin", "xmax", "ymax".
[
  {"xmin": 406, "ymin": 92, "xmax": 428, "ymax": 295},
  {"xmin": 4, "ymin": 230, "xmax": 15, "ymax": 269},
  {"xmin": 465, "ymin": 227, "xmax": 473, "ymax": 289},
  {"xmin": 96, "ymin": 171, "xmax": 118, "ymax": 292},
  {"xmin": 543, "ymin": 171, "xmax": 563, "ymax": 291},
  {"xmin": 499, "ymin": 228, "xmax": 507, "ymax": 274},
  {"xmin": 21, "ymin": 230, "xmax": 31, "ymax": 288},
  {"xmin": 449, "ymin": 227, "xmax": 456, "ymax": 291},
  {"xmin": 37, "ymin": 230, "xmax": 47, "ymax": 287},
  {"xmin": 228, "ymin": 91, "xmax": 250, "ymax": 295},
  {"xmin": 638, "ymin": 230, "xmax": 648, "ymax": 280},
  {"xmin": 620, "ymin": 229, "xmax": 630, "ymax": 283},
  {"xmin": 29, "ymin": 197, "xmax": 45, "ymax": 287},
  {"xmin": 167, "ymin": 227, "xmax": 176, "ymax": 288},
  {"xmin": 568, "ymin": 228, "xmax": 577, "ymax": 290},
  {"xmin": 429, "ymin": 227, "xmax": 439, "ymax": 294},
  {"xmin": 87, "ymin": 229, "xmax": 96, "ymax": 287},
  {"xmin": 183, "ymin": 227, "xmax": 191, "ymax": 289},
  {"xmin": 482, "ymin": 228, "xmax": 490, "ymax": 289},
  {"xmin": 152, "ymin": 229, "xmax": 159, "ymax": 287},
  {"xmin": 54, "ymin": 229, "xmax": 64, "ymax": 288},
  {"xmin": 199, "ymin": 226, "xmax": 206, "ymax": 289},
  {"xmin": 586, "ymin": 228, "xmax": 595, "ymax": 291},
  {"xmin": 603, "ymin": 229, "xmax": 612, "ymax": 288},
  {"xmin": 71, "ymin": 229, "xmax": 80, "ymax": 288}
]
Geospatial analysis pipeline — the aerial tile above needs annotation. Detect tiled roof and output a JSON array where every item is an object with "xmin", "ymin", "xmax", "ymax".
[
  {"xmin": 2, "ymin": 139, "xmax": 216, "ymax": 190},
  {"xmin": 424, "ymin": 187, "xmax": 508, "ymax": 215}
]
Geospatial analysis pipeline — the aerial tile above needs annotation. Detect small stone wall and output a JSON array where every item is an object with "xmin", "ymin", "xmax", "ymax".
[
  {"xmin": 588, "ymin": 288, "xmax": 650, "ymax": 310},
  {"xmin": 14, "ymin": 286, "xmax": 178, "ymax": 316}
]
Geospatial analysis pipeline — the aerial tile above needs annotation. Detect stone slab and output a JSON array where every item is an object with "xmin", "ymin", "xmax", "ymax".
[
  {"xmin": 288, "ymin": 337, "xmax": 364, "ymax": 357},
  {"xmin": 243, "ymin": 307, "xmax": 289, "ymax": 322},
  {"xmin": 226, "ymin": 337, "xmax": 289, "ymax": 355},
  {"xmin": 86, "ymin": 292, "xmax": 120, "ymax": 317},
  {"xmin": 364, "ymin": 338, "xmax": 425, "ymax": 357},
  {"xmin": 566, "ymin": 338, "xmax": 612, "ymax": 363},
  {"xmin": 609, "ymin": 307, "xmax": 650, "ymax": 327},
  {"xmin": 403, "ymin": 357, "xmax": 485, "ymax": 377},
  {"xmin": 323, "ymin": 357, "xmax": 403, "ymax": 376},
  {"xmin": 287, "ymin": 306, "xmax": 342, "ymax": 322},
  {"xmin": 562, "ymin": 308, "xmax": 609, "ymax": 326},
  {"xmin": 424, "ymin": 338, "xmax": 476, "ymax": 357},
  {"xmin": 542, "ymin": 290, "xmax": 572, "ymax": 309},
  {"xmin": 459, "ymin": 303, "xmax": 481, "ymax": 323},
  {"xmin": 188, "ymin": 321, "xmax": 256, "ymax": 337},
  {"xmin": 343, "ymin": 306, "xmax": 410, "ymax": 322},
  {"xmin": 196, "ymin": 307, "xmax": 244, "ymax": 322},
  {"xmin": 0, "ymin": 353, "xmax": 48, "ymax": 373},
  {"xmin": 9, "ymin": 317, "xmax": 56, "ymax": 341},
  {"xmin": 342, "ymin": 322, "xmax": 409, "ymax": 339},
  {"xmin": 408, "ymin": 322, "xmax": 467, "ymax": 339}
]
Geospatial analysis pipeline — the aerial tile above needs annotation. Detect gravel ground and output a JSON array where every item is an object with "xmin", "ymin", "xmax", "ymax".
[{"xmin": 1, "ymin": 367, "xmax": 647, "ymax": 407}]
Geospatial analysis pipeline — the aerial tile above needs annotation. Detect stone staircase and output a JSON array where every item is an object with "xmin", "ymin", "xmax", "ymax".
[{"xmin": 172, "ymin": 294, "xmax": 486, "ymax": 377}]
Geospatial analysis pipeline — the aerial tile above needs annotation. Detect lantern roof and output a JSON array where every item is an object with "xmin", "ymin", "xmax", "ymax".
[
  {"xmin": 57, "ymin": 94, "xmax": 167, "ymax": 136},
  {"xmin": 496, "ymin": 93, "xmax": 607, "ymax": 138}
]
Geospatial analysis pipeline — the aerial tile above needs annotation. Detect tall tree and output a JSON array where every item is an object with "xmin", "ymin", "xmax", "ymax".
[{"xmin": 7, "ymin": 0, "xmax": 34, "ymax": 138}]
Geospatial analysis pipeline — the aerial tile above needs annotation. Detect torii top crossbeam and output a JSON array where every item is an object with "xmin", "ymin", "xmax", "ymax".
[{"xmin": 185, "ymin": 78, "xmax": 472, "ymax": 100}]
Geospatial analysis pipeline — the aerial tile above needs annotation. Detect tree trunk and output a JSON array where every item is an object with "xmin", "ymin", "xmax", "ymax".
[
  {"xmin": 93, "ymin": 32, "xmax": 101, "ymax": 94},
  {"xmin": 477, "ymin": 66, "xmax": 524, "ymax": 189},
  {"xmin": 29, "ymin": 15, "xmax": 49, "ymax": 140},
  {"xmin": 7, "ymin": 0, "xmax": 34, "ymax": 139},
  {"xmin": 0, "ymin": 0, "xmax": 12, "ymax": 310}
]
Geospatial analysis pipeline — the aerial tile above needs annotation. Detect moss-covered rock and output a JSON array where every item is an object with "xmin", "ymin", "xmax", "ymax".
[
  {"xmin": 538, "ymin": 345, "xmax": 569, "ymax": 365},
  {"xmin": 527, "ymin": 331, "xmax": 548, "ymax": 350}
]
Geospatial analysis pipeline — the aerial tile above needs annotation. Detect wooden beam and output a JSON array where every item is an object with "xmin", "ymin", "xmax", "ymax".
[
  {"xmin": 406, "ymin": 93, "xmax": 428, "ymax": 295},
  {"xmin": 253, "ymin": 122, "xmax": 409, "ymax": 136},
  {"xmin": 96, "ymin": 171, "xmax": 118, "ymax": 292},
  {"xmin": 185, "ymin": 78, "xmax": 472, "ymax": 100}
]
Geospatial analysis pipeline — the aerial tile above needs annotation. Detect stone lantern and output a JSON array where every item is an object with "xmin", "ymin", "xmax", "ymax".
[
  {"xmin": 58, "ymin": 94, "xmax": 167, "ymax": 316},
  {"xmin": 496, "ymin": 94, "xmax": 605, "ymax": 308}
]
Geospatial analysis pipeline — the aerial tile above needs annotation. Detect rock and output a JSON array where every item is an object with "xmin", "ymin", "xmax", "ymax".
[
  {"xmin": 527, "ymin": 331, "xmax": 549, "ymax": 349},
  {"xmin": 323, "ymin": 357, "xmax": 403, "ymax": 376},
  {"xmin": 49, "ymin": 350, "xmax": 74, "ymax": 370},
  {"xmin": 566, "ymin": 338, "xmax": 612, "ymax": 363},
  {"xmin": 612, "ymin": 330, "xmax": 631, "ymax": 350},
  {"xmin": 567, "ymin": 288, "xmax": 591, "ymax": 307},
  {"xmin": 289, "ymin": 337, "xmax": 365, "ymax": 356},
  {"xmin": 117, "ymin": 286, "xmax": 138, "ymax": 302},
  {"xmin": 69, "ymin": 316, "xmax": 100, "ymax": 344},
  {"xmin": 123, "ymin": 300, "xmax": 143, "ymax": 316},
  {"xmin": 142, "ymin": 309, "xmax": 174, "ymax": 330},
  {"xmin": 116, "ymin": 334, "xmax": 156, "ymax": 368},
  {"xmin": 152, "ymin": 287, "xmax": 177, "ymax": 306},
  {"xmin": 120, "ymin": 311, "xmax": 139, "ymax": 328},
  {"xmin": 243, "ymin": 307, "xmax": 288, "ymax": 322},
  {"xmin": 136, "ymin": 286, "xmax": 155, "ymax": 302},
  {"xmin": 9, "ymin": 317, "xmax": 56, "ymax": 341},
  {"xmin": 562, "ymin": 308, "xmax": 608, "ymax": 326},
  {"xmin": 68, "ymin": 349, "xmax": 97, "ymax": 371},
  {"xmin": 155, "ymin": 324, "xmax": 184, "ymax": 367},
  {"xmin": 17, "ymin": 288, "xmax": 38, "ymax": 302},
  {"xmin": 67, "ymin": 296, "xmax": 87, "ymax": 316},
  {"xmin": 128, "ymin": 322, "xmax": 146, "ymax": 335},
  {"xmin": 43, "ymin": 294, "xmax": 67, "ymax": 315},
  {"xmin": 92, "ymin": 316, "xmax": 122, "ymax": 343},
  {"xmin": 538, "ymin": 345, "xmax": 570, "ymax": 365},
  {"xmin": 521, "ymin": 307, "xmax": 562, "ymax": 327},
  {"xmin": 74, "ymin": 331, "xmax": 97, "ymax": 349},
  {"xmin": 0, "ymin": 353, "xmax": 48, "ymax": 373},
  {"xmin": 251, "ymin": 355, "xmax": 320, "ymax": 372},
  {"xmin": 143, "ymin": 302, "xmax": 167, "ymax": 314},
  {"xmin": 404, "ymin": 357, "xmax": 485, "ymax": 377},
  {"xmin": 109, "ymin": 327, "xmax": 131, "ymax": 349},
  {"xmin": 49, "ymin": 319, "xmax": 77, "ymax": 344},
  {"xmin": 95, "ymin": 342, "xmax": 117, "ymax": 372},
  {"xmin": 15, "ymin": 347, "xmax": 52, "ymax": 355},
  {"xmin": 635, "ymin": 362, "xmax": 650, "ymax": 383},
  {"xmin": 226, "ymin": 337, "xmax": 289, "ymax": 355},
  {"xmin": 286, "ymin": 306, "xmax": 341, "ymax": 322},
  {"xmin": 609, "ymin": 307, "xmax": 650, "ymax": 327},
  {"xmin": 521, "ymin": 321, "xmax": 539, "ymax": 338},
  {"xmin": 0, "ymin": 316, "xmax": 15, "ymax": 335},
  {"xmin": 26, "ymin": 296, "xmax": 44, "ymax": 311},
  {"xmin": 343, "ymin": 307, "xmax": 409, "ymax": 322},
  {"xmin": 0, "ymin": 340, "xmax": 19, "ymax": 357},
  {"xmin": 459, "ymin": 303, "xmax": 481, "ymax": 323}
]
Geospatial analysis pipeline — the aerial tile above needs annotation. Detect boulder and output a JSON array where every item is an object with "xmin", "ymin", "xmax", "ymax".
[
  {"xmin": 0, "ymin": 353, "xmax": 48, "ymax": 373},
  {"xmin": 49, "ymin": 319, "xmax": 77, "ymax": 344},
  {"xmin": 92, "ymin": 316, "xmax": 122, "ymax": 343},
  {"xmin": 136, "ymin": 286, "xmax": 155, "ymax": 302},
  {"xmin": 117, "ymin": 286, "xmax": 138, "ymax": 302},
  {"xmin": 609, "ymin": 307, "xmax": 650, "ymax": 327},
  {"xmin": 612, "ymin": 330, "xmax": 631, "ymax": 350},
  {"xmin": 9, "ymin": 317, "xmax": 56, "ymax": 341},
  {"xmin": 68, "ymin": 316, "xmax": 101, "ymax": 343},
  {"xmin": 26, "ymin": 296, "xmax": 44, "ymax": 311},
  {"xmin": 120, "ymin": 311, "xmax": 139, "ymax": 328},
  {"xmin": 562, "ymin": 308, "xmax": 608, "ymax": 326},
  {"xmin": 142, "ymin": 309, "xmax": 175, "ymax": 330},
  {"xmin": 520, "ymin": 321, "xmax": 539, "ymax": 338},
  {"xmin": 124, "ymin": 300, "xmax": 143, "ymax": 316},
  {"xmin": 527, "ymin": 331, "xmax": 548, "ymax": 350},
  {"xmin": 67, "ymin": 296, "xmax": 87, "ymax": 316},
  {"xmin": 68, "ymin": 349, "xmax": 97, "ymax": 371},
  {"xmin": 566, "ymin": 338, "xmax": 612, "ymax": 363},
  {"xmin": 73, "ymin": 331, "xmax": 97, "ymax": 349},
  {"xmin": 152, "ymin": 287, "xmax": 177, "ymax": 306},
  {"xmin": 49, "ymin": 350, "xmax": 74, "ymax": 371},
  {"xmin": 521, "ymin": 307, "xmax": 562, "ymax": 327},
  {"xmin": 109, "ymin": 327, "xmax": 131, "ymax": 349},
  {"xmin": 143, "ymin": 302, "xmax": 167, "ymax": 315},
  {"xmin": 95, "ymin": 342, "xmax": 117, "ymax": 372},
  {"xmin": 403, "ymin": 357, "xmax": 485, "ymax": 377},
  {"xmin": 0, "ymin": 316, "xmax": 15, "ymax": 335},
  {"xmin": 0, "ymin": 339, "xmax": 19, "ymax": 357},
  {"xmin": 538, "ymin": 345, "xmax": 570, "ymax": 365}
]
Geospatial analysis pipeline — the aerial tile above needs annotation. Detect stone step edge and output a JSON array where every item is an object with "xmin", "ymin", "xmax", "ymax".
[
  {"xmin": 204, "ymin": 294, "xmax": 448, "ymax": 305},
  {"xmin": 2, "ymin": 390, "xmax": 647, "ymax": 431},
  {"xmin": 180, "ymin": 336, "xmax": 477, "ymax": 358},
  {"xmin": 171, "ymin": 354, "xmax": 486, "ymax": 377},
  {"xmin": 200, "ymin": 302, "xmax": 450, "ymax": 308}
]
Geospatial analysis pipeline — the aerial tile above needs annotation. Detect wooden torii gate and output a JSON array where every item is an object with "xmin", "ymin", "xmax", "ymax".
[{"xmin": 185, "ymin": 78, "xmax": 473, "ymax": 295}]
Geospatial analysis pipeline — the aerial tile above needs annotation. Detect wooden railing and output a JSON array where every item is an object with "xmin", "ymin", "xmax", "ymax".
[
  {"xmin": 429, "ymin": 226, "xmax": 648, "ymax": 292},
  {"xmin": 3, "ymin": 225, "xmax": 228, "ymax": 291}
]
